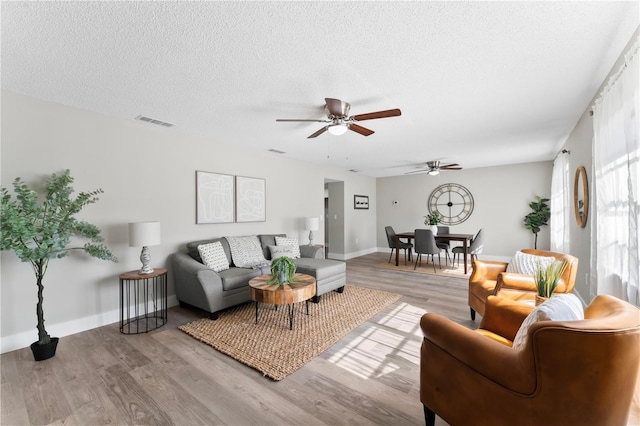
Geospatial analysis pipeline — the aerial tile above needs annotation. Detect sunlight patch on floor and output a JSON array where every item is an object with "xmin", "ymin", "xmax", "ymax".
[{"xmin": 328, "ymin": 302, "xmax": 427, "ymax": 379}]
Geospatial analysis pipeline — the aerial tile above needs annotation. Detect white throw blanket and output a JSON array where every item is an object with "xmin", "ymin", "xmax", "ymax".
[{"xmin": 225, "ymin": 235, "xmax": 270, "ymax": 269}]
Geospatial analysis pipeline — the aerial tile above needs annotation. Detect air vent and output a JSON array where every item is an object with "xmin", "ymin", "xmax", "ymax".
[
  {"xmin": 135, "ymin": 115, "xmax": 174, "ymax": 127},
  {"xmin": 267, "ymin": 149, "xmax": 286, "ymax": 154}
]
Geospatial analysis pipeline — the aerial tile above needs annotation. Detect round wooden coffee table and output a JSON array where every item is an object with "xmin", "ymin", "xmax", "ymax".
[{"xmin": 248, "ymin": 273, "xmax": 316, "ymax": 330}]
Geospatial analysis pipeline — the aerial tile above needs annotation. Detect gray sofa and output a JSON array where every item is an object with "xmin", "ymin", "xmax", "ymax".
[{"xmin": 169, "ymin": 234, "xmax": 346, "ymax": 319}]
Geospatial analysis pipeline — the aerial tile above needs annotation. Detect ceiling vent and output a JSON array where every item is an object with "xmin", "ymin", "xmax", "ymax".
[
  {"xmin": 135, "ymin": 115, "xmax": 174, "ymax": 127},
  {"xmin": 267, "ymin": 149, "xmax": 286, "ymax": 154}
]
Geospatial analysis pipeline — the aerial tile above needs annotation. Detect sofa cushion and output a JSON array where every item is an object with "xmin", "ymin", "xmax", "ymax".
[
  {"xmin": 512, "ymin": 293, "xmax": 584, "ymax": 351},
  {"xmin": 506, "ymin": 250, "xmax": 556, "ymax": 275},
  {"xmin": 186, "ymin": 238, "xmax": 231, "ymax": 264},
  {"xmin": 258, "ymin": 234, "xmax": 286, "ymax": 259},
  {"xmin": 218, "ymin": 267, "xmax": 261, "ymax": 291},
  {"xmin": 198, "ymin": 241, "xmax": 230, "ymax": 272},
  {"xmin": 294, "ymin": 258, "xmax": 345, "ymax": 281},
  {"xmin": 275, "ymin": 236, "xmax": 301, "ymax": 258}
]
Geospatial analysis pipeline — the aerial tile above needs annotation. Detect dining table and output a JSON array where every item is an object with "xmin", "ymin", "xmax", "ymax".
[{"xmin": 395, "ymin": 231, "xmax": 475, "ymax": 274}]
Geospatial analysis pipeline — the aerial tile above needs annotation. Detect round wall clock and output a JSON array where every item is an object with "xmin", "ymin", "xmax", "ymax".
[{"xmin": 428, "ymin": 183, "xmax": 474, "ymax": 225}]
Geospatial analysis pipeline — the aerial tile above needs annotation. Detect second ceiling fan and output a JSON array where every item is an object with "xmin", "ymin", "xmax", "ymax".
[
  {"xmin": 276, "ymin": 98, "xmax": 401, "ymax": 138},
  {"xmin": 406, "ymin": 161, "xmax": 463, "ymax": 176}
]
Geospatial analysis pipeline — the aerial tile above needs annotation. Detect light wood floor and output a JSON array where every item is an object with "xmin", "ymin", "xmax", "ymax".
[{"xmin": 1, "ymin": 252, "xmax": 638, "ymax": 425}]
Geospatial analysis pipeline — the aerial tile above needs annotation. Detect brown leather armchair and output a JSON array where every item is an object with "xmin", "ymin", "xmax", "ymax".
[
  {"xmin": 468, "ymin": 249, "xmax": 578, "ymax": 320},
  {"xmin": 420, "ymin": 295, "xmax": 640, "ymax": 426}
]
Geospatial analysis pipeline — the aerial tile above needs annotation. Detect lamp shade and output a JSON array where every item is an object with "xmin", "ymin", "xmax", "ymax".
[
  {"xmin": 128, "ymin": 221, "xmax": 161, "ymax": 247},
  {"xmin": 305, "ymin": 217, "xmax": 319, "ymax": 231}
]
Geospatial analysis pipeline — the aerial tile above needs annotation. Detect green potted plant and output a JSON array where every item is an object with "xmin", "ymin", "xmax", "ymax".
[
  {"xmin": 268, "ymin": 256, "xmax": 297, "ymax": 284},
  {"xmin": 534, "ymin": 260, "xmax": 567, "ymax": 305},
  {"xmin": 424, "ymin": 210, "xmax": 441, "ymax": 235},
  {"xmin": 524, "ymin": 195, "xmax": 550, "ymax": 249},
  {"xmin": 1, "ymin": 170, "xmax": 117, "ymax": 361}
]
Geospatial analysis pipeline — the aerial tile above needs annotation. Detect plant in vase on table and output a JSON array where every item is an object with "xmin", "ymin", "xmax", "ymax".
[
  {"xmin": 424, "ymin": 211, "xmax": 441, "ymax": 235},
  {"xmin": 268, "ymin": 256, "xmax": 297, "ymax": 284},
  {"xmin": 534, "ymin": 260, "xmax": 567, "ymax": 305},
  {"xmin": 1, "ymin": 170, "xmax": 117, "ymax": 361}
]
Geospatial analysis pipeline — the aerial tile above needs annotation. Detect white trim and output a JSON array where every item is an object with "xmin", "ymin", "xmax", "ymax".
[{"xmin": 0, "ymin": 295, "xmax": 178, "ymax": 354}]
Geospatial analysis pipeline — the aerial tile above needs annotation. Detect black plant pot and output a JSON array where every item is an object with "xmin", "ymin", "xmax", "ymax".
[{"xmin": 30, "ymin": 337, "xmax": 59, "ymax": 361}]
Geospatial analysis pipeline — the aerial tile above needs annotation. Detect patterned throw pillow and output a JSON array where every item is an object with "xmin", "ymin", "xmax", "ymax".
[
  {"xmin": 269, "ymin": 245, "xmax": 297, "ymax": 260},
  {"xmin": 225, "ymin": 235, "xmax": 268, "ymax": 268},
  {"xmin": 512, "ymin": 293, "xmax": 584, "ymax": 351},
  {"xmin": 275, "ymin": 236, "xmax": 300, "ymax": 259},
  {"xmin": 506, "ymin": 251, "xmax": 556, "ymax": 275},
  {"xmin": 197, "ymin": 242, "xmax": 229, "ymax": 272}
]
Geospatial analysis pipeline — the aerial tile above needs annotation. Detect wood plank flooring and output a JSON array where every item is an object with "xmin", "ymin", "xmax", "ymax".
[{"xmin": 1, "ymin": 252, "xmax": 638, "ymax": 425}]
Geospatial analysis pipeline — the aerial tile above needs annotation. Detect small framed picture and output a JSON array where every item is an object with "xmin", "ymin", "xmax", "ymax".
[{"xmin": 354, "ymin": 195, "xmax": 369, "ymax": 210}]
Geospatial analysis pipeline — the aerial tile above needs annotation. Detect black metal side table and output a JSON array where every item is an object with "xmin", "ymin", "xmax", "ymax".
[{"xmin": 119, "ymin": 268, "xmax": 168, "ymax": 334}]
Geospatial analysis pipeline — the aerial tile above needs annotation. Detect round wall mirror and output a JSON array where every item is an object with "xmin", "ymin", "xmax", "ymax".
[{"xmin": 574, "ymin": 166, "xmax": 589, "ymax": 228}]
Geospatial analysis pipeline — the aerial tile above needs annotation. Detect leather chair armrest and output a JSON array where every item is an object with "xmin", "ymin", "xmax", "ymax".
[
  {"xmin": 495, "ymin": 272, "xmax": 537, "ymax": 293},
  {"xmin": 420, "ymin": 312, "xmax": 534, "ymax": 393},
  {"xmin": 470, "ymin": 260, "xmax": 508, "ymax": 282},
  {"xmin": 479, "ymin": 296, "xmax": 534, "ymax": 341}
]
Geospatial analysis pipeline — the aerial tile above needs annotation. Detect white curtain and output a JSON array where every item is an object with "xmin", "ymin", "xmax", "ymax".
[
  {"xmin": 592, "ymin": 35, "xmax": 640, "ymax": 307},
  {"xmin": 550, "ymin": 153, "xmax": 570, "ymax": 253}
]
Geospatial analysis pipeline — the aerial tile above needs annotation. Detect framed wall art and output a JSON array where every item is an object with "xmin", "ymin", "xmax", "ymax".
[
  {"xmin": 354, "ymin": 195, "xmax": 369, "ymax": 210},
  {"xmin": 236, "ymin": 176, "xmax": 266, "ymax": 222},
  {"xmin": 196, "ymin": 171, "xmax": 235, "ymax": 224}
]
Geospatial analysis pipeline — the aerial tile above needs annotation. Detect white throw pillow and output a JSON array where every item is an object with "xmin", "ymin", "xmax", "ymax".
[
  {"xmin": 506, "ymin": 250, "xmax": 556, "ymax": 275},
  {"xmin": 275, "ymin": 236, "xmax": 300, "ymax": 259},
  {"xmin": 269, "ymin": 245, "xmax": 297, "ymax": 259},
  {"xmin": 512, "ymin": 293, "xmax": 584, "ymax": 351},
  {"xmin": 197, "ymin": 242, "xmax": 229, "ymax": 272}
]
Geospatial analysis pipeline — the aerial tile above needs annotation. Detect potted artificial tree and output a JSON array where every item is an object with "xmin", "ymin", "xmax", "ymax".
[
  {"xmin": 424, "ymin": 211, "xmax": 441, "ymax": 236},
  {"xmin": 268, "ymin": 256, "xmax": 297, "ymax": 284},
  {"xmin": 1, "ymin": 170, "xmax": 117, "ymax": 361},
  {"xmin": 524, "ymin": 195, "xmax": 550, "ymax": 249},
  {"xmin": 534, "ymin": 260, "xmax": 567, "ymax": 305}
]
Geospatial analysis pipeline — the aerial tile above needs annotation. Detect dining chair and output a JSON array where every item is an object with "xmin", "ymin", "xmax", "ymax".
[
  {"xmin": 385, "ymin": 226, "xmax": 412, "ymax": 264},
  {"xmin": 453, "ymin": 228, "xmax": 484, "ymax": 268},
  {"xmin": 414, "ymin": 229, "xmax": 443, "ymax": 272},
  {"xmin": 436, "ymin": 225, "xmax": 451, "ymax": 264}
]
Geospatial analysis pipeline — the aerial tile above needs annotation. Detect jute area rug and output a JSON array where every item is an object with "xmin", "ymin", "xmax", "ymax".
[
  {"xmin": 179, "ymin": 285, "xmax": 402, "ymax": 381},
  {"xmin": 374, "ymin": 257, "xmax": 471, "ymax": 278}
]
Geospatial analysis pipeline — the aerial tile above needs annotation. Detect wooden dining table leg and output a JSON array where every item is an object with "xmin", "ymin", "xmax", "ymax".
[
  {"xmin": 395, "ymin": 235, "xmax": 400, "ymax": 266},
  {"xmin": 463, "ymin": 240, "xmax": 469, "ymax": 274}
]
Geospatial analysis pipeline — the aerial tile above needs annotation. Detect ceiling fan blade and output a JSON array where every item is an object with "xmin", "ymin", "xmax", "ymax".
[
  {"xmin": 325, "ymin": 98, "xmax": 346, "ymax": 117},
  {"xmin": 308, "ymin": 127, "xmax": 328, "ymax": 138},
  {"xmin": 405, "ymin": 169, "xmax": 428, "ymax": 175},
  {"xmin": 349, "ymin": 123, "xmax": 374, "ymax": 136},
  {"xmin": 441, "ymin": 163, "xmax": 462, "ymax": 170},
  {"xmin": 276, "ymin": 118, "xmax": 329, "ymax": 122},
  {"xmin": 352, "ymin": 108, "xmax": 401, "ymax": 121}
]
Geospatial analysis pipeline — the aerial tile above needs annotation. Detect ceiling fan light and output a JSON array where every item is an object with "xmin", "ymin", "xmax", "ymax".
[
  {"xmin": 328, "ymin": 124, "xmax": 348, "ymax": 136},
  {"xmin": 428, "ymin": 169, "xmax": 440, "ymax": 176}
]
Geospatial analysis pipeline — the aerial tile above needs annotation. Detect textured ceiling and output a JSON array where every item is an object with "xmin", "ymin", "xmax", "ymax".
[{"xmin": 2, "ymin": 1, "xmax": 638, "ymax": 177}]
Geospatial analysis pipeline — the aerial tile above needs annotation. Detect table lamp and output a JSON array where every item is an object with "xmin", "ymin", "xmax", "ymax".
[
  {"xmin": 305, "ymin": 217, "xmax": 319, "ymax": 246},
  {"xmin": 128, "ymin": 221, "xmax": 161, "ymax": 274}
]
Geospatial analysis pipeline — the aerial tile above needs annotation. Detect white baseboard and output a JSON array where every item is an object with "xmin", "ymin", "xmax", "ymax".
[
  {"xmin": 328, "ymin": 247, "xmax": 378, "ymax": 261},
  {"xmin": 1, "ymin": 295, "xmax": 179, "ymax": 354}
]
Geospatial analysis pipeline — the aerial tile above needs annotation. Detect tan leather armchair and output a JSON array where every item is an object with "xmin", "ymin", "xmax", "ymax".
[
  {"xmin": 468, "ymin": 249, "xmax": 578, "ymax": 320},
  {"xmin": 420, "ymin": 295, "xmax": 640, "ymax": 426}
]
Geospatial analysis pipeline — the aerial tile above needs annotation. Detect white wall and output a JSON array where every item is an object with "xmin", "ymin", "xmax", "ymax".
[
  {"xmin": 376, "ymin": 161, "xmax": 553, "ymax": 258},
  {"xmin": 0, "ymin": 91, "xmax": 376, "ymax": 351}
]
